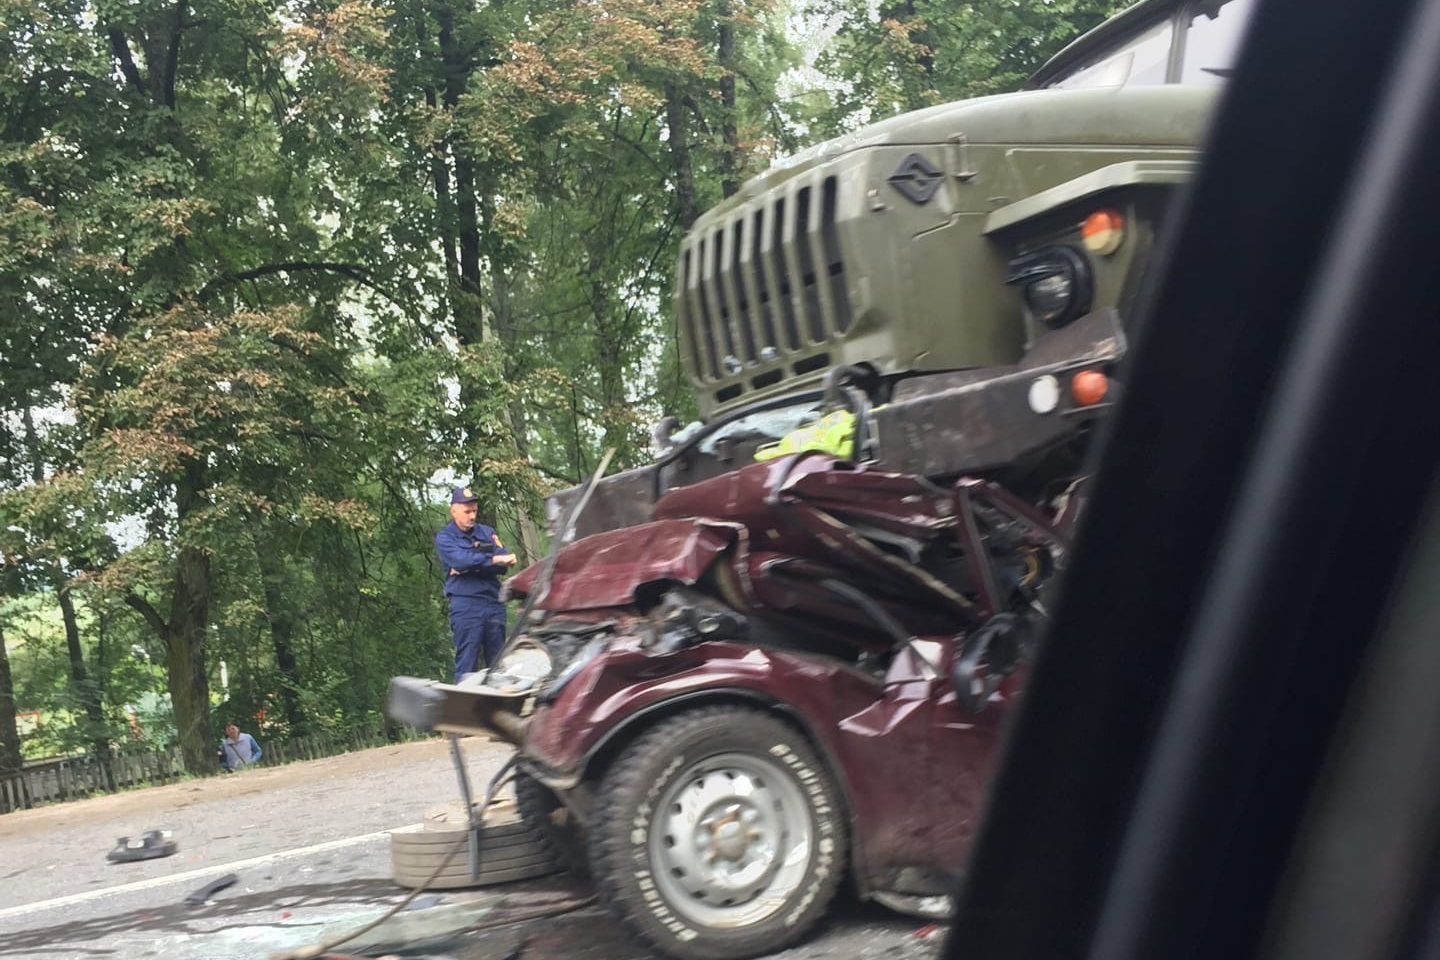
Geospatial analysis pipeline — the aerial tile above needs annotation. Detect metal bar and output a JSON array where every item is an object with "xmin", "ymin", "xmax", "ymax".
[
  {"xmin": 747, "ymin": 207, "xmax": 780, "ymax": 355},
  {"xmin": 693, "ymin": 236, "xmax": 724, "ymax": 380},
  {"xmin": 701, "ymin": 230, "xmax": 737, "ymax": 365},
  {"xmin": 777, "ymin": 183, "xmax": 809, "ymax": 350},
  {"xmin": 792, "ymin": 183, "xmax": 827, "ymax": 344},
  {"xmin": 448, "ymin": 735, "xmax": 476, "ymax": 827},
  {"xmin": 807, "ymin": 176, "xmax": 840, "ymax": 337},
  {"xmin": 676, "ymin": 247, "xmax": 708, "ymax": 381},
  {"xmin": 718, "ymin": 218, "xmax": 754, "ymax": 364},
  {"xmin": 963, "ymin": 477, "xmax": 1073, "ymax": 550},
  {"xmin": 731, "ymin": 215, "xmax": 767, "ymax": 365},
  {"xmin": 953, "ymin": 484, "xmax": 1000, "ymax": 621},
  {"xmin": 448, "ymin": 734, "xmax": 481, "ymax": 880},
  {"xmin": 820, "ymin": 175, "xmax": 854, "ymax": 333}
]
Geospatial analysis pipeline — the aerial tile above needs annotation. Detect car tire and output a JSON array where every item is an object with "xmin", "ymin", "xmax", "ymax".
[
  {"xmin": 589, "ymin": 705, "xmax": 847, "ymax": 960},
  {"xmin": 515, "ymin": 771, "xmax": 590, "ymax": 880},
  {"xmin": 391, "ymin": 800, "xmax": 560, "ymax": 890}
]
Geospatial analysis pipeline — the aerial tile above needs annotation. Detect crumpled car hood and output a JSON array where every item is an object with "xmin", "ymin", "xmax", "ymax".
[{"xmin": 505, "ymin": 518, "xmax": 743, "ymax": 611}]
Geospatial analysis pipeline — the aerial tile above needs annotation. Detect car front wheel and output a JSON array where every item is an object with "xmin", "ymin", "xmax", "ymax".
[{"xmin": 588, "ymin": 705, "xmax": 848, "ymax": 960}]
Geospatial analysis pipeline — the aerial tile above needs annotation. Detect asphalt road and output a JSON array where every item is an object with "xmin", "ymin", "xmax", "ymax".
[{"xmin": 0, "ymin": 739, "xmax": 945, "ymax": 960}]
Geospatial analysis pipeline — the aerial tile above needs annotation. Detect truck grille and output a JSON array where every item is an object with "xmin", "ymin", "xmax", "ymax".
[{"xmin": 679, "ymin": 174, "xmax": 853, "ymax": 387}]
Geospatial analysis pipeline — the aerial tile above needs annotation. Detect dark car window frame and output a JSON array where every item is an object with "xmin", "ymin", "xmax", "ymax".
[
  {"xmin": 948, "ymin": 1, "xmax": 1440, "ymax": 960},
  {"xmin": 1040, "ymin": 0, "xmax": 1252, "ymax": 88}
]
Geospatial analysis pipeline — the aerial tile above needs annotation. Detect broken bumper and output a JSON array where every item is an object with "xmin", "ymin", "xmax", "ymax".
[{"xmin": 385, "ymin": 675, "xmax": 530, "ymax": 745}]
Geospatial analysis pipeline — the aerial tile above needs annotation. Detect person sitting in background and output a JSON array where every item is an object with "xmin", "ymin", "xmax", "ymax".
[{"xmin": 218, "ymin": 722, "xmax": 262, "ymax": 771}]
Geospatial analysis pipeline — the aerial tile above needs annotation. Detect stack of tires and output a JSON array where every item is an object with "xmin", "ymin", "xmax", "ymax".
[{"xmin": 389, "ymin": 798, "xmax": 561, "ymax": 890}]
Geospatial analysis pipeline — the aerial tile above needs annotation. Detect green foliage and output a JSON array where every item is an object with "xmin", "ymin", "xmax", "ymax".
[
  {"xmin": 0, "ymin": 0, "xmax": 1135, "ymax": 771},
  {"xmin": 2, "ymin": 590, "xmax": 167, "ymax": 757},
  {"xmin": 807, "ymin": 0, "xmax": 1130, "ymax": 131}
]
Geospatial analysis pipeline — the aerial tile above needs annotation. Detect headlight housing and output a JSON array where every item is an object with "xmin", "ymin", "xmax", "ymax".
[
  {"xmin": 538, "ymin": 635, "xmax": 608, "ymax": 702},
  {"xmin": 485, "ymin": 641, "xmax": 554, "ymax": 693},
  {"xmin": 1006, "ymin": 247, "xmax": 1094, "ymax": 329}
]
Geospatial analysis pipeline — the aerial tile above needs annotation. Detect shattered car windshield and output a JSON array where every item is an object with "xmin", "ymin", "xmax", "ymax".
[{"xmin": 695, "ymin": 400, "xmax": 827, "ymax": 455}]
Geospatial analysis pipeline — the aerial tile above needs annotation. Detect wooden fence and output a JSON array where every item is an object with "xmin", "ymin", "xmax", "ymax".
[{"xmin": 0, "ymin": 726, "xmax": 425, "ymax": 813}]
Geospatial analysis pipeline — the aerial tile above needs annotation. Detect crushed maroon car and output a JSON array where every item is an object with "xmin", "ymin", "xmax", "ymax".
[{"xmin": 389, "ymin": 446, "xmax": 1074, "ymax": 960}]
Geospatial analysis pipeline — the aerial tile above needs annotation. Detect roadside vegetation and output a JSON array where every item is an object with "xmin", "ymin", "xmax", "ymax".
[{"xmin": 0, "ymin": 0, "xmax": 1126, "ymax": 791}]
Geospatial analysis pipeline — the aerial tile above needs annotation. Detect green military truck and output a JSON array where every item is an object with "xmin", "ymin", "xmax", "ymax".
[{"xmin": 551, "ymin": 0, "xmax": 1251, "ymax": 536}]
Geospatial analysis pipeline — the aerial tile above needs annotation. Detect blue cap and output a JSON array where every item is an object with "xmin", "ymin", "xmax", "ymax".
[{"xmin": 450, "ymin": 485, "xmax": 480, "ymax": 504}]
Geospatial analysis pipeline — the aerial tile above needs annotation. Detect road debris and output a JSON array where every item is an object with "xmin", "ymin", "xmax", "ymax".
[
  {"xmin": 107, "ymin": 829, "xmax": 177, "ymax": 863},
  {"xmin": 185, "ymin": 872, "xmax": 239, "ymax": 905}
]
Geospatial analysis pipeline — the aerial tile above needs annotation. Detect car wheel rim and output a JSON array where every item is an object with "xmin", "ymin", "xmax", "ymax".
[{"xmin": 649, "ymin": 751, "xmax": 814, "ymax": 929}]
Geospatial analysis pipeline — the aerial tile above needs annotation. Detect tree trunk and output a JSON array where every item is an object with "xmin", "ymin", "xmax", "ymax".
[
  {"xmin": 165, "ymin": 463, "xmax": 213, "ymax": 773},
  {"xmin": 716, "ymin": 1, "xmax": 741, "ymax": 199},
  {"xmin": 0, "ymin": 623, "xmax": 26, "ymax": 812},
  {"xmin": 586, "ymin": 262, "xmax": 634, "ymax": 461},
  {"xmin": 164, "ymin": 548, "xmax": 212, "ymax": 773},
  {"xmin": 437, "ymin": 3, "xmax": 486, "ymax": 347},
  {"xmin": 491, "ymin": 266, "xmax": 544, "ymax": 562},
  {"xmin": 26, "ymin": 406, "xmax": 110, "ymax": 786},
  {"xmin": 258, "ymin": 550, "xmax": 306, "ymax": 736},
  {"xmin": 664, "ymin": 83, "xmax": 700, "ymax": 229},
  {"xmin": 882, "ymin": 0, "xmax": 936, "ymax": 109},
  {"xmin": 57, "ymin": 580, "xmax": 113, "ymax": 789}
]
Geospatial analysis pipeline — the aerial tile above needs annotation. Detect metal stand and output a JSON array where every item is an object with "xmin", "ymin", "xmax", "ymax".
[
  {"xmin": 447, "ymin": 734, "xmax": 481, "ymax": 880},
  {"xmin": 447, "ymin": 734, "xmax": 519, "ymax": 883}
]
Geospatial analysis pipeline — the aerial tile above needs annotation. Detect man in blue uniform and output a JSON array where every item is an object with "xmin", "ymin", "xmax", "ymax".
[{"xmin": 436, "ymin": 485, "xmax": 517, "ymax": 681}]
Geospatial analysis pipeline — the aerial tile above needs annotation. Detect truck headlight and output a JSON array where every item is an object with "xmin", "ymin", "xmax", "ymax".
[{"xmin": 1006, "ymin": 247, "xmax": 1093, "ymax": 329}]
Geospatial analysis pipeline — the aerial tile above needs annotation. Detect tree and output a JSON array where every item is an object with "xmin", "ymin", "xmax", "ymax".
[
  {"xmin": 809, "ymin": 0, "xmax": 1130, "ymax": 131},
  {"xmin": 2, "ymin": 0, "xmax": 421, "ymax": 770},
  {"xmin": 0, "ymin": 606, "xmax": 26, "ymax": 810},
  {"xmin": 2, "ymin": 0, "xmax": 1125, "ymax": 776}
]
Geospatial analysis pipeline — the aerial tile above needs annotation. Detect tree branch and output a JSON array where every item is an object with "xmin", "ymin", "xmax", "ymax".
[
  {"xmin": 107, "ymin": 29, "xmax": 148, "ymax": 97},
  {"xmin": 162, "ymin": 0, "xmax": 187, "ymax": 109},
  {"xmin": 610, "ymin": 129, "xmax": 668, "ymax": 178},
  {"xmin": 532, "ymin": 458, "xmax": 580, "ymax": 487},
  {"xmin": 682, "ymin": 94, "xmax": 714, "ymax": 137},
  {"xmin": 124, "ymin": 592, "xmax": 169, "ymax": 640},
  {"xmin": 197, "ymin": 260, "xmax": 405, "ymax": 310}
]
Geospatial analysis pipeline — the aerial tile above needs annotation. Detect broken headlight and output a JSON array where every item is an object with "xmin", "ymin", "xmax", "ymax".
[
  {"xmin": 1006, "ymin": 247, "xmax": 1093, "ymax": 329},
  {"xmin": 538, "ymin": 635, "xmax": 608, "ymax": 702},
  {"xmin": 485, "ymin": 640, "xmax": 553, "ymax": 693}
]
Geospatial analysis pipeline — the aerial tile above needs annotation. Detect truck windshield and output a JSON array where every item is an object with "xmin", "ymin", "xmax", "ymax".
[
  {"xmin": 1049, "ymin": 0, "xmax": 1254, "ymax": 89},
  {"xmin": 1054, "ymin": 19, "xmax": 1174, "ymax": 89},
  {"xmin": 1178, "ymin": 0, "xmax": 1255, "ymax": 83}
]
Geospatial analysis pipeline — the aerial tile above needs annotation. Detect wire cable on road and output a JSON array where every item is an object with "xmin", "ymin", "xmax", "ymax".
[{"xmin": 267, "ymin": 753, "xmax": 583, "ymax": 960}]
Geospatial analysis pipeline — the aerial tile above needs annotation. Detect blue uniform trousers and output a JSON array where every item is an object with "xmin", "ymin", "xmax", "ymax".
[{"xmin": 450, "ymin": 601, "xmax": 507, "ymax": 682}]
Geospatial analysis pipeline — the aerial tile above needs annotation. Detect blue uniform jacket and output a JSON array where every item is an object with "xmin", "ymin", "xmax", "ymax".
[{"xmin": 436, "ymin": 520, "xmax": 510, "ymax": 604}]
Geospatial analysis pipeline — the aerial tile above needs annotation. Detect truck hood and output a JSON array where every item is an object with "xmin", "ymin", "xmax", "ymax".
[{"xmin": 703, "ymin": 85, "xmax": 1219, "ymax": 223}]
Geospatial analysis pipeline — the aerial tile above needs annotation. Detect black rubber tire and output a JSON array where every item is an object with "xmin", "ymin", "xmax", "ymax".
[
  {"xmin": 390, "ymin": 823, "xmax": 559, "ymax": 889},
  {"xmin": 588, "ymin": 706, "xmax": 848, "ymax": 960},
  {"xmin": 394, "ymin": 827, "xmax": 548, "ymax": 855},
  {"xmin": 392, "ymin": 858, "xmax": 560, "ymax": 889},
  {"xmin": 392, "ymin": 848, "xmax": 556, "ymax": 872},
  {"xmin": 515, "ymin": 771, "xmax": 590, "ymax": 880},
  {"xmin": 391, "ymin": 834, "xmax": 551, "ymax": 862}
]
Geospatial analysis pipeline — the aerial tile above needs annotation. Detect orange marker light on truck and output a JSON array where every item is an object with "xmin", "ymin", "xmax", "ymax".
[
  {"xmin": 1072, "ymin": 370, "xmax": 1109, "ymax": 406},
  {"xmin": 1082, "ymin": 208, "xmax": 1125, "ymax": 255}
]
